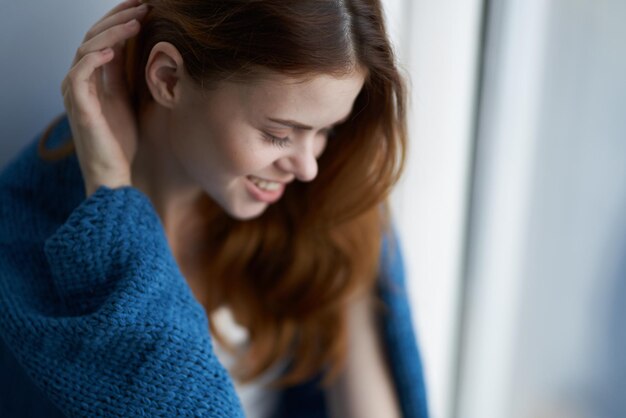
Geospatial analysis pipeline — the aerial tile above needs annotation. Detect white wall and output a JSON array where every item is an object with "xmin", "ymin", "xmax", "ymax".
[{"xmin": 0, "ymin": 1, "xmax": 117, "ymax": 166}]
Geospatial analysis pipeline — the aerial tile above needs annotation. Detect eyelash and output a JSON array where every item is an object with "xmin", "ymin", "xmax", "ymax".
[
  {"xmin": 261, "ymin": 128, "xmax": 337, "ymax": 148},
  {"xmin": 262, "ymin": 132, "xmax": 291, "ymax": 148}
]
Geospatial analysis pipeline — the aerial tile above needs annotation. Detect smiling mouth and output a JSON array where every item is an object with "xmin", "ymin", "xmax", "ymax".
[
  {"xmin": 246, "ymin": 175, "xmax": 283, "ymax": 191},
  {"xmin": 245, "ymin": 175, "xmax": 286, "ymax": 203}
]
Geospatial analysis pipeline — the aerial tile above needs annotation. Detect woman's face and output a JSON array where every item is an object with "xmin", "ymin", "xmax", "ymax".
[{"xmin": 168, "ymin": 69, "xmax": 366, "ymax": 220}]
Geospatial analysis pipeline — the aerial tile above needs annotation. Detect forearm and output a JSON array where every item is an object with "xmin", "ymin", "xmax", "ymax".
[{"xmin": 326, "ymin": 293, "xmax": 402, "ymax": 418}]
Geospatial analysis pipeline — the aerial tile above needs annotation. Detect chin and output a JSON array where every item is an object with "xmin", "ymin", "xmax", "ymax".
[{"xmin": 224, "ymin": 200, "xmax": 268, "ymax": 221}]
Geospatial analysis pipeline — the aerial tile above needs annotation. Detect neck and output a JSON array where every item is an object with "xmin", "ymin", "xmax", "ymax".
[{"xmin": 131, "ymin": 103, "xmax": 204, "ymax": 234}]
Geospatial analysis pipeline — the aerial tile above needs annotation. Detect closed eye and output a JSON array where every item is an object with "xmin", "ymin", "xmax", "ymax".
[{"xmin": 262, "ymin": 132, "xmax": 291, "ymax": 148}]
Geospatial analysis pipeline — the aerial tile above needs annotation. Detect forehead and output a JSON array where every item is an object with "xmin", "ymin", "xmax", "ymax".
[{"xmin": 238, "ymin": 70, "xmax": 367, "ymax": 127}]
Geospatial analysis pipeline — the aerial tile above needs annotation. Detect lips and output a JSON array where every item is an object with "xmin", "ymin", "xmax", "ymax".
[{"xmin": 245, "ymin": 175, "xmax": 286, "ymax": 203}]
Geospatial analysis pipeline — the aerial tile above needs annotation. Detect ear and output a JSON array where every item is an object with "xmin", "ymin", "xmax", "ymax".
[{"xmin": 145, "ymin": 41, "xmax": 185, "ymax": 109}]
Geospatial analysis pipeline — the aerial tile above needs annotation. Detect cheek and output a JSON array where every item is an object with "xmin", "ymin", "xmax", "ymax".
[
  {"xmin": 173, "ymin": 110, "xmax": 278, "ymax": 179},
  {"xmin": 215, "ymin": 129, "xmax": 278, "ymax": 176}
]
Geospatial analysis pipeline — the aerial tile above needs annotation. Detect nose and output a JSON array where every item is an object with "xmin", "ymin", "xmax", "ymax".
[{"xmin": 275, "ymin": 138, "xmax": 319, "ymax": 182}]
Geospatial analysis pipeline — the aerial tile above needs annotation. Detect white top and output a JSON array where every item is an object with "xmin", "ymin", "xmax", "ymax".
[{"xmin": 209, "ymin": 305, "xmax": 286, "ymax": 418}]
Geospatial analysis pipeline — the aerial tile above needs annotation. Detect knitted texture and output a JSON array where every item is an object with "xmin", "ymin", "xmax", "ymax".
[
  {"xmin": 1, "ymin": 183, "xmax": 245, "ymax": 416},
  {"xmin": 0, "ymin": 114, "xmax": 429, "ymax": 418}
]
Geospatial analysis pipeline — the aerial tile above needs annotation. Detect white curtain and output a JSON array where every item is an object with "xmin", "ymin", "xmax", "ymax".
[{"xmin": 458, "ymin": 1, "xmax": 626, "ymax": 417}]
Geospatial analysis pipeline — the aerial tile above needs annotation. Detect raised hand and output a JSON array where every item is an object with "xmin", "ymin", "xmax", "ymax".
[{"xmin": 61, "ymin": 0, "xmax": 150, "ymax": 197}]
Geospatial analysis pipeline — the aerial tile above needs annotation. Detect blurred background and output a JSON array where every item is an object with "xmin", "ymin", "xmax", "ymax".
[{"xmin": 1, "ymin": 1, "xmax": 625, "ymax": 417}]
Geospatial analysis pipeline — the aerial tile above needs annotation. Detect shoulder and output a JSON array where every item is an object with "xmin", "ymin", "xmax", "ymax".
[{"xmin": 0, "ymin": 114, "xmax": 84, "ymax": 244}]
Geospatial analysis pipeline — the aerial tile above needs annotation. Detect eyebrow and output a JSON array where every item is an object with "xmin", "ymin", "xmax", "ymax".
[{"xmin": 267, "ymin": 114, "xmax": 351, "ymax": 131}]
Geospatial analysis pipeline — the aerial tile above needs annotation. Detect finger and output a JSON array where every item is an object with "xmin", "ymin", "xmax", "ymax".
[
  {"xmin": 75, "ymin": 19, "xmax": 140, "ymax": 64},
  {"xmin": 66, "ymin": 49, "xmax": 112, "ymax": 98},
  {"xmin": 62, "ymin": 83, "xmax": 72, "ymax": 112},
  {"xmin": 94, "ymin": 0, "xmax": 142, "ymax": 29},
  {"xmin": 65, "ymin": 49, "xmax": 116, "ymax": 118},
  {"xmin": 83, "ymin": 3, "xmax": 149, "ymax": 43}
]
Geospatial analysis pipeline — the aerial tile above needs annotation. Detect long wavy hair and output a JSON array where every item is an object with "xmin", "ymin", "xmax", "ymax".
[{"xmin": 40, "ymin": 0, "xmax": 408, "ymax": 390}]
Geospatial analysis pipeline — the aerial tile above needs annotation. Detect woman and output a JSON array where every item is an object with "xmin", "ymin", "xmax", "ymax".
[{"xmin": 0, "ymin": 0, "xmax": 429, "ymax": 417}]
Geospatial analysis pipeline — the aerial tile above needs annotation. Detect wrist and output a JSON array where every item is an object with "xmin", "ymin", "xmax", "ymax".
[{"xmin": 85, "ymin": 173, "xmax": 132, "ymax": 197}]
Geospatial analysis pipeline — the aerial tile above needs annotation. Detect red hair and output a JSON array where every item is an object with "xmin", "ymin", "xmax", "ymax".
[{"xmin": 41, "ymin": 0, "xmax": 408, "ymax": 389}]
